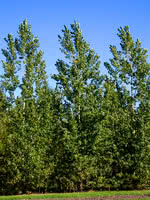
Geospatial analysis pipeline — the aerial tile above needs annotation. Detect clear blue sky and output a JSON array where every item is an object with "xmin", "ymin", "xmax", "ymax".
[{"xmin": 0, "ymin": 0, "xmax": 150, "ymax": 88}]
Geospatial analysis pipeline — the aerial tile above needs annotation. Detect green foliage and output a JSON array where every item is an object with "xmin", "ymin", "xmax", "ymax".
[
  {"xmin": 51, "ymin": 20, "xmax": 102, "ymax": 191},
  {"xmin": 103, "ymin": 26, "xmax": 150, "ymax": 189},
  {"xmin": 0, "ymin": 20, "xmax": 54, "ymax": 194},
  {"xmin": 0, "ymin": 21, "xmax": 150, "ymax": 194}
]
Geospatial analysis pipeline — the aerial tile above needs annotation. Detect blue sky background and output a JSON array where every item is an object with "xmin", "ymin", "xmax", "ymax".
[{"xmin": 0, "ymin": 0, "xmax": 150, "ymax": 88}]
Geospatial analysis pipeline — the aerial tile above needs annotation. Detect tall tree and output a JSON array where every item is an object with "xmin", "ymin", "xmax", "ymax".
[
  {"xmin": 103, "ymin": 26, "xmax": 150, "ymax": 189},
  {"xmin": 0, "ymin": 20, "xmax": 51, "ymax": 193},
  {"xmin": 52, "ymin": 20, "xmax": 102, "ymax": 191},
  {"xmin": 52, "ymin": 20, "xmax": 102, "ymax": 149}
]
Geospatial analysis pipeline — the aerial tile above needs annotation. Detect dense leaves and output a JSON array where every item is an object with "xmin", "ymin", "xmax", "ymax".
[{"xmin": 0, "ymin": 21, "xmax": 150, "ymax": 194}]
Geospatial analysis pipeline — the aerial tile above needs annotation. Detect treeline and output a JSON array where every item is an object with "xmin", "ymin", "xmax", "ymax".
[{"xmin": 0, "ymin": 20, "xmax": 150, "ymax": 194}]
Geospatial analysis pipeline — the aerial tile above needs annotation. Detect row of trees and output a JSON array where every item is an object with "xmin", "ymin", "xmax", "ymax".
[{"xmin": 0, "ymin": 20, "xmax": 150, "ymax": 194}]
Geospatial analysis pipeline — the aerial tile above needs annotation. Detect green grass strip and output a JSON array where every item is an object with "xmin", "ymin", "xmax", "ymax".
[{"xmin": 0, "ymin": 190, "xmax": 150, "ymax": 200}]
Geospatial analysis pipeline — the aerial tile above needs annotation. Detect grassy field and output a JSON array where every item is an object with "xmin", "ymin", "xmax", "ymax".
[{"xmin": 0, "ymin": 190, "xmax": 150, "ymax": 200}]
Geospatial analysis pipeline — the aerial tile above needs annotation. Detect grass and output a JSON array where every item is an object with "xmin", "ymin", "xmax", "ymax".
[{"xmin": 0, "ymin": 190, "xmax": 150, "ymax": 200}]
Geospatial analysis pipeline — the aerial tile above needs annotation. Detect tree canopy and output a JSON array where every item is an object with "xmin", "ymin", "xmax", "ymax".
[{"xmin": 0, "ymin": 20, "xmax": 150, "ymax": 194}]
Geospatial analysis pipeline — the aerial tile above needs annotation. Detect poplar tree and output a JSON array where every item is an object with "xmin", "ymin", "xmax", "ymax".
[
  {"xmin": 52, "ymin": 20, "xmax": 101, "ymax": 147},
  {"xmin": 103, "ymin": 26, "xmax": 150, "ymax": 188},
  {"xmin": 0, "ymin": 20, "xmax": 51, "ymax": 193},
  {"xmin": 52, "ymin": 20, "xmax": 102, "ymax": 191}
]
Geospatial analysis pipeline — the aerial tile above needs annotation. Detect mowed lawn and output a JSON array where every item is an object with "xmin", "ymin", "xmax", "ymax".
[{"xmin": 0, "ymin": 190, "xmax": 150, "ymax": 200}]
